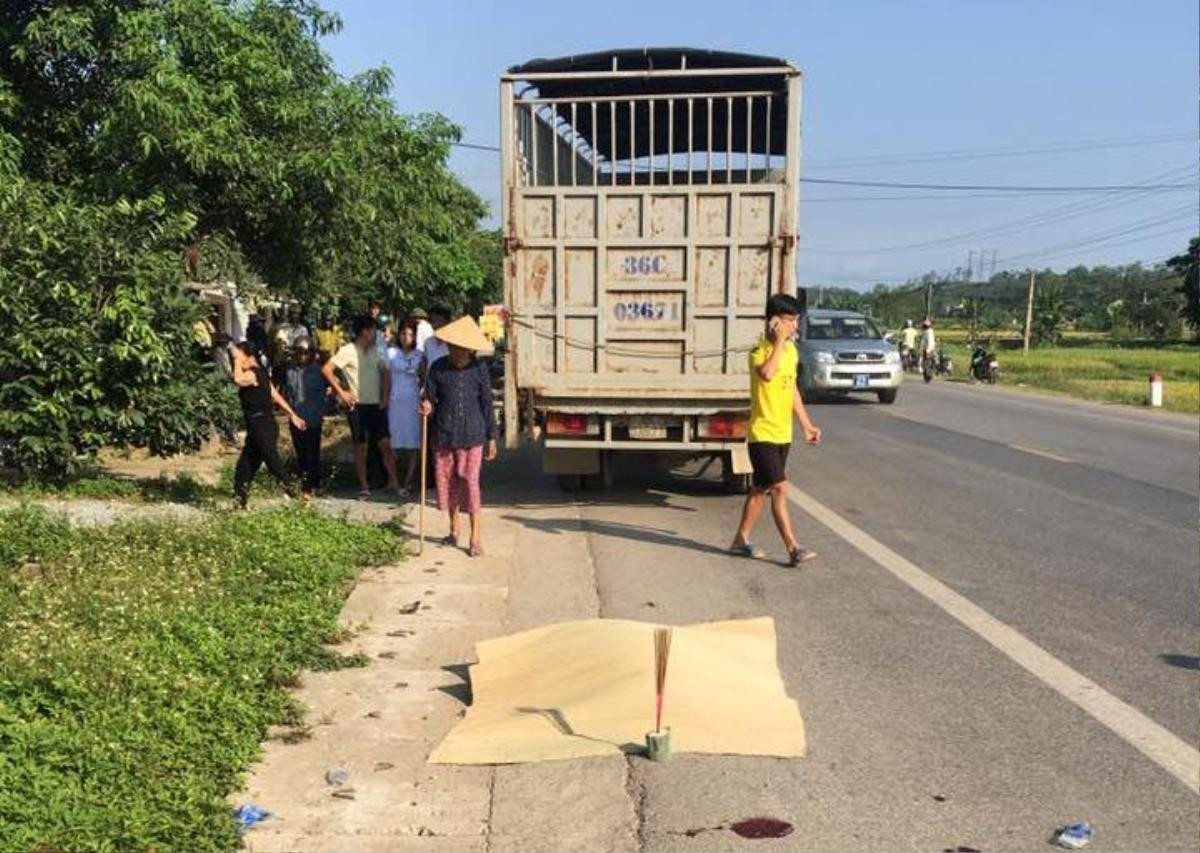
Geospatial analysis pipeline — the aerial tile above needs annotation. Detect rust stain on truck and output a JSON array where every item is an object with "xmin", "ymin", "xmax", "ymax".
[{"xmin": 500, "ymin": 48, "xmax": 802, "ymax": 490}]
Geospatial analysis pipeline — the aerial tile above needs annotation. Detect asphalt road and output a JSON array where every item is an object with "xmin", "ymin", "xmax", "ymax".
[{"xmin": 513, "ymin": 381, "xmax": 1199, "ymax": 850}]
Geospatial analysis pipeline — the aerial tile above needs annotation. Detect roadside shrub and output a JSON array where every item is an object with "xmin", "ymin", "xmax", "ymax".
[
  {"xmin": 0, "ymin": 507, "xmax": 404, "ymax": 852},
  {"xmin": 0, "ymin": 184, "xmax": 241, "ymax": 481}
]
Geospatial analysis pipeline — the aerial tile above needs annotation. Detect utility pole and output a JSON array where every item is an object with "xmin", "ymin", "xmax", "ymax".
[
  {"xmin": 1023, "ymin": 267, "xmax": 1036, "ymax": 352},
  {"xmin": 925, "ymin": 279, "xmax": 933, "ymax": 319}
]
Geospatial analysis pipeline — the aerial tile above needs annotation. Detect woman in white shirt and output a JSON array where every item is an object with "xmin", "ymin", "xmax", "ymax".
[{"xmin": 386, "ymin": 320, "xmax": 425, "ymax": 499}]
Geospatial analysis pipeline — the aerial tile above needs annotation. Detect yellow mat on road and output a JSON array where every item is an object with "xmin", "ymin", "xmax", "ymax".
[{"xmin": 429, "ymin": 617, "xmax": 806, "ymax": 764}]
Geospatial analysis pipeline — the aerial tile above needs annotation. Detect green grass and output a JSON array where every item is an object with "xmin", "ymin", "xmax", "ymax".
[
  {"xmin": 942, "ymin": 342, "xmax": 1199, "ymax": 414},
  {"xmin": 5, "ymin": 471, "xmax": 223, "ymax": 505},
  {"xmin": 0, "ymin": 505, "xmax": 405, "ymax": 852},
  {"xmin": 4, "ymin": 451, "xmax": 359, "ymax": 507}
]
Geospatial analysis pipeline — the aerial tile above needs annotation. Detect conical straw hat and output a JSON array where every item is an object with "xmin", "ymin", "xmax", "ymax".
[{"xmin": 435, "ymin": 315, "xmax": 492, "ymax": 352}]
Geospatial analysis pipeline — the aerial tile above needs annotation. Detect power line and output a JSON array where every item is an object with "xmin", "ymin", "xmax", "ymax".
[
  {"xmin": 806, "ymin": 132, "xmax": 1196, "ymax": 168},
  {"xmin": 451, "ymin": 141, "xmax": 501, "ymax": 152},
  {"xmin": 804, "ymin": 165, "xmax": 1199, "ymax": 255},
  {"xmin": 800, "ymin": 177, "xmax": 1196, "ymax": 192}
]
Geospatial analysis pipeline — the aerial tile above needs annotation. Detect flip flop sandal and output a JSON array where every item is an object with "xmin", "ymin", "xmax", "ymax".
[
  {"xmin": 357, "ymin": 489, "xmax": 370, "ymax": 501},
  {"xmin": 468, "ymin": 544, "xmax": 484, "ymax": 558},
  {"xmin": 440, "ymin": 534, "xmax": 458, "ymax": 547},
  {"xmin": 729, "ymin": 542, "xmax": 766, "ymax": 559},
  {"xmin": 788, "ymin": 547, "xmax": 818, "ymax": 567}
]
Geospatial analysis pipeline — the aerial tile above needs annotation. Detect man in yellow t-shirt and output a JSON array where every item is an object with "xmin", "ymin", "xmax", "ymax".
[{"xmin": 730, "ymin": 293, "xmax": 822, "ymax": 567}]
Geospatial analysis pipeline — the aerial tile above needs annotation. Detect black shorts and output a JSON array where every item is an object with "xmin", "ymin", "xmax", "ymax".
[
  {"xmin": 347, "ymin": 404, "xmax": 389, "ymax": 445},
  {"xmin": 748, "ymin": 441, "xmax": 790, "ymax": 489}
]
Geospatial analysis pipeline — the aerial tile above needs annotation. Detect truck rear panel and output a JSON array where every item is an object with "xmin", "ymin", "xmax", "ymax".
[{"xmin": 500, "ymin": 49, "xmax": 801, "ymax": 458}]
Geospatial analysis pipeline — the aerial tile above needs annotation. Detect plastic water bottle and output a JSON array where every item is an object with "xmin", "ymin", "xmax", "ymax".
[{"xmin": 1054, "ymin": 821, "xmax": 1092, "ymax": 849}]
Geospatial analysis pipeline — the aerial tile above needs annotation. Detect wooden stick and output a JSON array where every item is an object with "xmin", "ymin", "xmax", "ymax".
[{"xmin": 418, "ymin": 413, "xmax": 428, "ymax": 556}]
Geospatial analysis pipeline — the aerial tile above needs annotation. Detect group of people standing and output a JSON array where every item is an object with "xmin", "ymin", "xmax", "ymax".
[{"xmin": 227, "ymin": 303, "xmax": 498, "ymax": 556}]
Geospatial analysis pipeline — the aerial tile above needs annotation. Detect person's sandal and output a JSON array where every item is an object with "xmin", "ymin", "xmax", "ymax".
[
  {"xmin": 440, "ymin": 534, "xmax": 458, "ymax": 547},
  {"xmin": 357, "ymin": 489, "xmax": 370, "ymax": 501},
  {"xmin": 788, "ymin": 547, "xmax": 818, "ymax": 567},
  {"xmin": 468, "ymin": 543, "xmax": 484, "ymax": 558},
  {"xmin": 729, "ymin": 542, "xmax": 766, "ymax": 559}
]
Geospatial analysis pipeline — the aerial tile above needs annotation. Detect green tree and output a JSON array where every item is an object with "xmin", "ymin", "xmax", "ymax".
[
  {"xmin": 1167, "ymin": 236, "xmax": 1200, "ymax": 333},
  {"xmin": 0, "ymin": 0, "xmax": 485, "ymax": 478},
  {"xmin": 1031, "ymin": 284, "xmax": 1068, "ymax": 347}
]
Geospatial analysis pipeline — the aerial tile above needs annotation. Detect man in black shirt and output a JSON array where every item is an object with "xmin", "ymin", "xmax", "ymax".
[{"xmin": 231, "ymin": 341, "xmax": 307, "ymax": 508}]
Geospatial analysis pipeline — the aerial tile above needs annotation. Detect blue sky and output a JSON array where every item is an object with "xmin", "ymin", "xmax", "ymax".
[{"xmin": 321, "ymin": 0, "xmax": 1198, "ymax": 290}]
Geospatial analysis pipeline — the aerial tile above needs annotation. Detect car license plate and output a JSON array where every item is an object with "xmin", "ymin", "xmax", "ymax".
[{"xmin": 852, "ymin": 374, "xmax": 870, "ymax": 389}]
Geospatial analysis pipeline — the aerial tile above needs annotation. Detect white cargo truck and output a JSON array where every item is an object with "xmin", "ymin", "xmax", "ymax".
[{"xmin": 500, "ymin": 48, "xmax": 802, "ymax": 490}]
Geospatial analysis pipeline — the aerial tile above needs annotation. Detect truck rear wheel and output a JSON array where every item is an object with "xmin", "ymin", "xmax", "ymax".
[
  {"xmin": 582, "ymin": 452, "xmax": 613, "ymax": 491},
  {"xmin": 556, "ymin": 474, "xmax": 583, "ymax": 492}
]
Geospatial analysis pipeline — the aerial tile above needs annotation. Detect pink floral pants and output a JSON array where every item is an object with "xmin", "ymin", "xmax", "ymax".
[{"xmin": 434, "ymin": 445, "xmax": 483, "ymax": 514}]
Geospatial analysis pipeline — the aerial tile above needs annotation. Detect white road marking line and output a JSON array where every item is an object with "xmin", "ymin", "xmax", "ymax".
[
  {"xmin": 1009, "ymin": 443, "xmax": 1073, "ymax": 463},
  {"xmin": 788, "ymin": 483, "xmax": 1200, "ymax": 795}
]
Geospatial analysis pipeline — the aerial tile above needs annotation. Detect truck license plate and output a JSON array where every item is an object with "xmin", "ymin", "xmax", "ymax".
[
  {"xmin": 628, "ymin": 415, "xmax": 671, "ymax": 440},
  {"xmin": 852, "ymin": 374, "xmax": 870, "ymax": 389}
]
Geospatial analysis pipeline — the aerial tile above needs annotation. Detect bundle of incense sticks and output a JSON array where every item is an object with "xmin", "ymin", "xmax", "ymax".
[{"xmin": 653, "ymin": 627, "xmax": 672, "ymax": 733}]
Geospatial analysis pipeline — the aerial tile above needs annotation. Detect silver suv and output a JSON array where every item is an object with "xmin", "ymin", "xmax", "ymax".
[{"xmin": 797, "ymin": 309, "xmax": 902, "ymax": 404}]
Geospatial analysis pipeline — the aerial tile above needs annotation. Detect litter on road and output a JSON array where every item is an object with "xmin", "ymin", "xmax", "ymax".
[{"xmin": 1054, "ymin": 820, "xmax": 1094, "ymax": 848}]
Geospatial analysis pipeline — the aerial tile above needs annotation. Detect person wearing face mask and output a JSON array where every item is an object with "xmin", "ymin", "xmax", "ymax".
[{"xmin": 285, "ymin": 336, "xmax": 327, "ymax": 500}]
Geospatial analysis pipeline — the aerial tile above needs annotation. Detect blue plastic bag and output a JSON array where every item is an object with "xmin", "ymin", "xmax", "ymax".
[{"xmin": 235, "ymin": 803, "xmax": 271, "ymax": 831}]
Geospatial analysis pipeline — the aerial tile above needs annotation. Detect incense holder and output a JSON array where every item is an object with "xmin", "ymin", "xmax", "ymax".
[{"xmin": 645, "ymin": 728, "xmax": 671, "ymax": 762}]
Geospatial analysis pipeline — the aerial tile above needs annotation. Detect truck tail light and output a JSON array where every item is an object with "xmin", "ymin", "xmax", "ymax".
[
  {"xmin": 546, "ymin": 413, "xmax": 599, "ymax": 436},
  {"xmin": 697, "ymin": 414, "xmax": 747, "ymax": 439}
]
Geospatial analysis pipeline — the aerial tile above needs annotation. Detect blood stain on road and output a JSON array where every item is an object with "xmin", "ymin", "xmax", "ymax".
[{"xmin": 730, "ymin": 817, "xmax": 794, "ymax": 839}]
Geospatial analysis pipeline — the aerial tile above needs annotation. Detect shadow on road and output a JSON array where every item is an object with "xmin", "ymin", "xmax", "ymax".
[
  {"xmin": 436, "ymin": 663, "xmax": 474, "ymax": 705},
  {"xmin": 500, "ymin": 513, "xmax": 730, "ymax": 558},
  {"xmin": 1159, "ymin": 653, "xmax": 1200, "ymax": 671},
  {"xmin": 479, "ymin": 444, "xmax": 735, "ymax": 511}
]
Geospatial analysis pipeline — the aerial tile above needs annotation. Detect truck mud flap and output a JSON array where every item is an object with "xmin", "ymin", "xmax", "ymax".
[{"xmin": 729, "ymin": 443, "xmax": 753, "ymax": 475}]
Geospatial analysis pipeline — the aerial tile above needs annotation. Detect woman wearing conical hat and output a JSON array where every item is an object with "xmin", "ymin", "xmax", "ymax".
[{"xmin": 418, "ymin": 315, "xmax": 497, "ymax": 557}]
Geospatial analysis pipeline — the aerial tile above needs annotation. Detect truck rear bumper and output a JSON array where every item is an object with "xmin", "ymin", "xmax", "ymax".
[{"xmin": 545, "ymin": 437, "xmax": 744, "ymax": 452}]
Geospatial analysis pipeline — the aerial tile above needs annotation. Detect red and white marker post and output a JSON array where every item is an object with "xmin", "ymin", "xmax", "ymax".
[{"xmin": 1148, "ymin": 372, "xmax": 1163, "ymax": 408}]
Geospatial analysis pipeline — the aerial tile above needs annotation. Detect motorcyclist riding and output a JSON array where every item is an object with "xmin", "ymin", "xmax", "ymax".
[
  {"xmin": 919, "ymin": 318, "xmax": 937, "ymax": 382},
  {"xmin": 900, "ymin": 319, "xmax": 919, "ymax": 371}
]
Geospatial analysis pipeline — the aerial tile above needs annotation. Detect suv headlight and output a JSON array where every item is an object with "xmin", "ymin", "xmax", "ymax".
[
  {"xmin": 812, "ymin": 351, "xmax": 835, "ymax": 364},
  {"xmin": 884, "ymin": 350, "xmax": 901, "ymax": 364}
]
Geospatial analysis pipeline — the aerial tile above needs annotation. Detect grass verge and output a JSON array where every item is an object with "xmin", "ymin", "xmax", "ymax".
[
  {"xmin": 0, "ymin": 505, "xmax": 405, "ymax": 852},
  {"xmin": 942, "ymin": 343, "xmax": 1199, "ymax": 414}
]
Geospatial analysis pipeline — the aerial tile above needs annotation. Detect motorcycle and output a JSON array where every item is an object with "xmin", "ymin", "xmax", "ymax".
[
  {"xmin": 969, "ymin": 344, "xmax": 1000, "ymax": 384},
  {"xmin": 921, "ymin": 349, "xmax": 953, "ymax": 383},
  {"xmin": 899, "ymin": 344, "xmax": 918, "ymax": 373}
]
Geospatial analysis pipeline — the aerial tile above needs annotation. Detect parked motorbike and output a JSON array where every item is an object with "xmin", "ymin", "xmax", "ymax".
[{"xmin": 969, "ymin": 344, "xmax": 1000, "ymax": 384}]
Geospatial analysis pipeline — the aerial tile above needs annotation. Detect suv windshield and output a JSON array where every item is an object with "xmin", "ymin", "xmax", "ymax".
[{"xmin": 805, "ymin": 315, "xmax": 882, "ymax": 341}]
